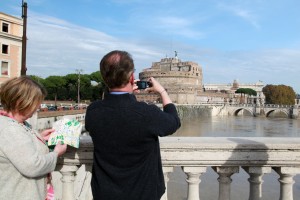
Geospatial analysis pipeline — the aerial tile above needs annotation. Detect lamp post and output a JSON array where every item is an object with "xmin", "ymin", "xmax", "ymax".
[
  {"xmin": 76, "ymin": 69, "xmax": 83, "ymax": 104},
  {"xmin": 21, "ymin": 0, "xmax": 28, "ymax": 75}
]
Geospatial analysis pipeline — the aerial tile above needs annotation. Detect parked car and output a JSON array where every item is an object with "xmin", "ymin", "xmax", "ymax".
[
  {"xmin": 47, "ymin": 104, "xmax": 57, "ymax": 111},
  {"xmin": 39, "ymin": 104, "xmax": 48, "ymax": 112},
  {"xmin": 74, "ymin": 103, "xmax": 88, "ymax": 110},
  {"xmin": 57, "ymin": 103, "xmax": 74, "ymax": 111}
]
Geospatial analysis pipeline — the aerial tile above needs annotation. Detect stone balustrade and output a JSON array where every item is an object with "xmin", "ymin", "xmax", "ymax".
[{"xmin": 52, "ymin": 137, "xmax": 300, "ymax": 200}]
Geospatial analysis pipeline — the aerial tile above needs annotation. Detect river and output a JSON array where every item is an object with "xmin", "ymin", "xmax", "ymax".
[
  {"xmin": 173, "ymin": 115, "xmax": 300, "ymax": 137},
  {"xmin": 167, "ymin": 116, "xmax": 300, "ymax": 200}
]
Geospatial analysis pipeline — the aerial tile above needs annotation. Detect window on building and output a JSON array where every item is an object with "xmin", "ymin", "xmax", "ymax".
[
  {"xmin": 2, "ymin": 22, "xmax": 9, "ymax": 33},
  {"xmin": 1, "ymin": 61, "xmax": 9, "ymax": 76},
  {"xmin": 2, "ymin": 44, "xmax": 8, "ymax": 54}
]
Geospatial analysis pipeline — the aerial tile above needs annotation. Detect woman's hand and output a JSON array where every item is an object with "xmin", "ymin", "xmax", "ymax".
[
  {"xmin": 40, "ymin": 129, "xmax": 55, "ymax": 141},
  {"xmin": 54, "ymin": 141, "xmax": 67, "ymax": 157}
]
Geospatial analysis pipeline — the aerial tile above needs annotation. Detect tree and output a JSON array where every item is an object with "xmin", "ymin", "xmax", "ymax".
[
  {"xmin": 235, "ymin": 88, "xmax": 257, "ymax": 103},
  {"xmin": 79, "ymin": 74, "xmax": 92, "ymax": 101},
  {"xmin": 29, "ymin": 75, "xmax": 45, "ymax": 85},
  {"xmin": 89, "ymin": 71, "xmax": 104, "ymax": 83},
  {"xmin": 235, "ymin": 88, "xmax": 257, "ymax": 96},
  {"xmin": 262, "ymin": 84, "xmax": 296, "ymax": 105},
  {"xmin": 89, "ymin": 71, "xmax": 106, "ymax": 100},
  {"xmin": 28, "ymin": 71, "xmax": 107, "ymax": 102},
  {"xmin": 64, "ymin": 74, "xmax": 79, "ymax": 101},
  {"xmin": 43, "ymin": 76, "xmax": 67, "ymax": 104}
]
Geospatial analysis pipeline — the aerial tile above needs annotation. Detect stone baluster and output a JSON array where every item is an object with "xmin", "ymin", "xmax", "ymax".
[
  {"xmin": 243, "ymin": 167, "xmax": 271, "ymax": 200},
  {"xmin": 213, "ymin": 166, "xmax": 239, "ymax": 200},
  {"xmin": 59, "ymin": 165, "xmax": 78, "ymax": 200},
  {"xmin": 75, "ymin": 164, "xmax": 93, "ymax": 200},
  {"xmin": 183, "ymin": 166, "xmax": 207, "ymax": 200},
  {"xmin": 161, "ymin": 167, "xmax": 174, "ymax": 200},
  {"xmin": 274, "ymin": 167, "xmax": 300, "ymax": 200}
]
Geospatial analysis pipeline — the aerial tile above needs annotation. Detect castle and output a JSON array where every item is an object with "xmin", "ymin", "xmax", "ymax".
[
  {"xmin": 136, "ymin": 54, "xmax": 265, "ymax": 105},
  {"xmin": 137, "ymin": 55, "xmax": 203, "ymax": 104}
]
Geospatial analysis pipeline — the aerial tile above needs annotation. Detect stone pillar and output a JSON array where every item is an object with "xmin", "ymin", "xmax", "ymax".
[
  {"xmin": 59, "ymin": 165, "xmax": 78, "ymax": 200},
  {"xmin": 75, "ymin": 164, "xmax": 93, "ymax": 200},
  {"xmin": 183, "ymin": 166, "xmax": 207, "ymax": 200},
  {"xmin": 254, "ymin": 104, "xmax": 260, "ymax": 117},
  {"xmin": 291, "ymin": 107, "xmax": 298, "ymax": 119},
  {"xmin": 274, "ymin": 167, "xmax": 300, "ymax": 200},
  {"xmin": 243, "ymin": 167, "xmax": 271, "ymax": 200},
  {"xmin": 161, "ymin": 167, "xmax": 174, "ymax": 200},
  {"xmin": 213, "ymin": 166, "xmax": 239, "ymax": 200}
]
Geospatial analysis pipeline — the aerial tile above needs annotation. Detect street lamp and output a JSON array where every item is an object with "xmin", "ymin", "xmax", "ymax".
[
  {"xmin": 21, "ymin": 0, "xmax": 28, "ymax": 75},
  {"xmin": 76, "ymin": 69, "xmax": 83, "ymax": 104}
]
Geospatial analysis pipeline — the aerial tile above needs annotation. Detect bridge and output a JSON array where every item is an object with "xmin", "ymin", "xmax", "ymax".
[
  {"xmin": 52, "ymin": 136, "xmax": 300, "ymax": 200},
  {"xmin": 27, "ymin": 106, "xmax": 300, "ymax": 199},
  {"xmin": 226, "ymin": 104, "xmax": 300, "ymax": 119}
]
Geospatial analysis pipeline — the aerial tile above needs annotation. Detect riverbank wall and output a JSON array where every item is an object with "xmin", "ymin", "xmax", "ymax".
[
  {"xmin": 175, "ymin": 104, "xmax": 225, "ymax": 119},
  {"xmin": 32, "ymin": 105, "xmax": 222, "ymax": 131},
  {"xmin": 32, "ymin": 105, "xmax": 229, "ymax": 131},
  {"xmin": 32, "ymin": 110, "xmax": 86, "ymax": 132}
]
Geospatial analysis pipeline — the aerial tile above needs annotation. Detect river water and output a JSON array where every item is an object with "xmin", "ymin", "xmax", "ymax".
[
  {"xmin": 167, "ymin": 116, "xmax": 300, "ymax": 200},
  {"xmin": 173, "ymin": 115, "xmax": 300, "ymax": 137}
]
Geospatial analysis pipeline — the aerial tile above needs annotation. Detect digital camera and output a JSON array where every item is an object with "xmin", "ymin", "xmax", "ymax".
[{"xmin": 136, "ymin": 81, "xmax": 152, "ymax": 89}]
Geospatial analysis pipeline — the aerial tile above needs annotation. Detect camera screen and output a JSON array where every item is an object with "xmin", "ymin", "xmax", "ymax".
[{"xmin": 137, "ymin": 81, "xmax": 149, "ymax": 89}]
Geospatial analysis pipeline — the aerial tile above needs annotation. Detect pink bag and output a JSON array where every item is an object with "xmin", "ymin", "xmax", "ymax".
[
  {"xmin": 46, "ymin": 183, "xmax": 54, "ymax": 200},
  {"xmin": 46, "ymin": 173, "xmax": 55, "ymax": 200}
]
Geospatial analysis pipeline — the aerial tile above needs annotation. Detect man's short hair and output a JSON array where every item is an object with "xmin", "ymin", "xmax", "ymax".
[{"xmin": 100, "ymin": 50, "xmax": 134, "ymax": 89}]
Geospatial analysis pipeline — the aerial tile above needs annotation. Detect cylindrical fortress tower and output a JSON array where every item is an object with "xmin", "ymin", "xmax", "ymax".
[{"xmin": 138, "ymin": 57, "xmax": 203, "ymax": 104}]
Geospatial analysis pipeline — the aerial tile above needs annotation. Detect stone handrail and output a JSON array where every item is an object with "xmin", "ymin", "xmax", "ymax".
[{"xmin": 53, "ymin": 137, "xmax": 300, "ymax": 200}]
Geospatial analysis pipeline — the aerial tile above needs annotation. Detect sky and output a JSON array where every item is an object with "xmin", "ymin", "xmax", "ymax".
[{"xmin": 2, "ymin": 0, "xmax": 300, "ymax": 93}]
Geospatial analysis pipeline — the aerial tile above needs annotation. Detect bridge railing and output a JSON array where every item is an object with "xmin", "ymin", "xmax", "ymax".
[
  {"xmin": 264, "ymin": 104, "xmax": 294, "ymax": 108},
  {"xmin": 52, "ymin": 136, "xmax": 300, "ymax": 200}
]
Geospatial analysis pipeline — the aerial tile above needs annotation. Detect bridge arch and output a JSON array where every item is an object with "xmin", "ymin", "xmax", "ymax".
[
  {"xmin": 232, "ymin": 108, "xmax": 254, "ymax": 116},
  {"xmin": 265, "ymin": 109, "xmax": 289, "ymax": 118}
]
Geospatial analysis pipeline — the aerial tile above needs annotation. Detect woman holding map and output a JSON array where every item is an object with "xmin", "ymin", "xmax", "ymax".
[{"xmin": 0, "ymin": 76, "xmax": 67, "ymax": 200}]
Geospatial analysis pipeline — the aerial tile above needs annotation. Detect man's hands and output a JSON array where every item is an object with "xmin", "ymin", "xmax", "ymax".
[{"xmin": 134, "ymin": 77, "xmax": 172, "ymax": 106}]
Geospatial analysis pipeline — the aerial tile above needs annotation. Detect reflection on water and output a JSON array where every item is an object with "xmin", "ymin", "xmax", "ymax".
[{"xmin": 174, "ymin": 116, "xmax": 300, "ymax": 137}]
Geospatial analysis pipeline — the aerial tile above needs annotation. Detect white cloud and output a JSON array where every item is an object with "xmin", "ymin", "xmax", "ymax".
[
  {"xmin": 26, "ymin": 12, "xmax": 161, "ymax": 76},
  {"xmin": 200, "ymin": 48, "xmax": 300, "ymax": 92},
  {"xmin": 24, "ymin": 11, "xmax": 300, "ymax": 93},
  {"xmin": 218, "ymin": 3, "xmax": 260, "ymax": 29}
]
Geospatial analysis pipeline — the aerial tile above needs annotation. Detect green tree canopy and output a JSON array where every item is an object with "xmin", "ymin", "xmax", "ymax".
[
  {"xmin": 43, "ymin": 76, "xmax": 67, "ymax": 103},
  {"xmin": 262, "ymin": 84, "xmax": 296, "ymax": 105},
  {"xmin": 29, "ymin": 75, "xmax": 45, "ymax": 85},
  {"xmin": 89, "ymin": 71, "xmax": 107, "ymax": 100},
  {"xmin": 235, "ymin": 88, "xmax": 257, "ymax": 96},
  {"xmin": 89, "ymin": 71, "xmax": 104, "ymax": 83}
]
